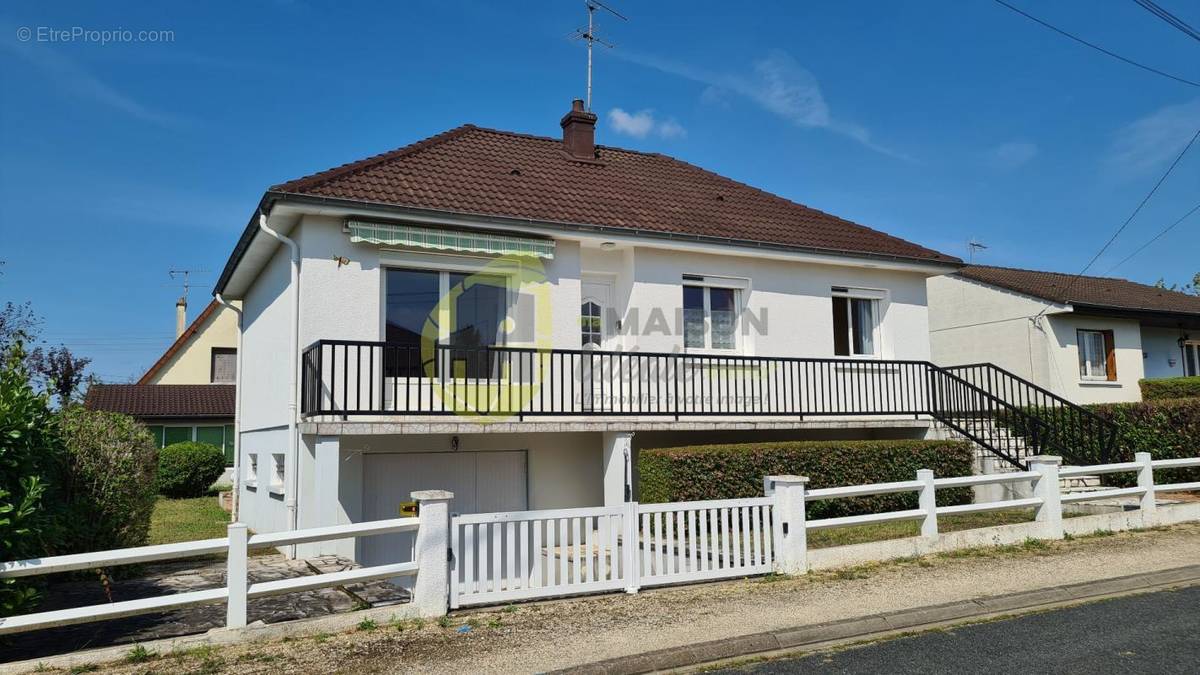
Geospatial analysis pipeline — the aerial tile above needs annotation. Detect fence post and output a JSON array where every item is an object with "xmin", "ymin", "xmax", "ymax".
[
  {"xmin": 917, "ymin": 469, "xmax": 938, "ymax": 540},
  {"xmin": 411, "ymin": 490, "xmax": 453, "ymax": 617},
  {"xmin": 767, "ymin": 475, "xmax": 808, "ymax": 575},
  {"xmin": 1136, "ymin": 451, "xmax": 1157, "ymax": 526},
  {"xmin": 226, "ymin": 522, "xmax": 248, "ymax": 629},
  {"xmin": 624, "ymin": 501, "xmax": 640, "ymax": 594},
  {"xmin": 1028, "ymin": 456, "xmax": 1063, "ymax": 540}
]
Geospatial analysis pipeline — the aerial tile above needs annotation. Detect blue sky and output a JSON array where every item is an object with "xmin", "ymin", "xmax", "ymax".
[{"xmin": 1, "ymin": 0, "xmax": 1197, "ymax": 382}]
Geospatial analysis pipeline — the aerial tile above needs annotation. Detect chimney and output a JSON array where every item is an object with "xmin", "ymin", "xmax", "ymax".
[
  {"xmin": 175, "ymin": 297, "xmax": 187, "ymax": 338},
  {"xmin": 560, "ymin": 99, "xmax": 597, "ymax": 159}
]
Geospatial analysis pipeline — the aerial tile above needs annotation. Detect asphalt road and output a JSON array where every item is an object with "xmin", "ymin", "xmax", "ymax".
[{"xmin": 712, "ymin": 585, "xmax": 1200, "ymax": 674}]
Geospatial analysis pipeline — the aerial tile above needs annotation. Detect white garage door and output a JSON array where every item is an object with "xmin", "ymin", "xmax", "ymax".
[{"xmin": 359, "ymin": 450, "xmax": 527, "ymax": 567}]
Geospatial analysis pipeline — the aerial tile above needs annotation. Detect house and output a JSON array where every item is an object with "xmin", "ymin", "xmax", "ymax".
[
  {"xmin": 929, "ymin": 265, "xmax": 1200, "ymax": 404},
  {"xmin": 85, "ymin": 298, "xmax": 240, "ymax": 464},
  {"xmin": 212, "ymin": 100, "xmax": 1103, "ymax": 564}
]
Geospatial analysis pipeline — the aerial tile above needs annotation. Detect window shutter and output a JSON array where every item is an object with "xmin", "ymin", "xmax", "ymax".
[{"xmin": 1102, "ymin": 330, "xmax": 1117, "ymax": 381}]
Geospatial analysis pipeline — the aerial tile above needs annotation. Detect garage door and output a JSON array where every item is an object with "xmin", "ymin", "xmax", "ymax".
[{"xmin": 359, "ymin": 450, "xmax": 527, "ymax": 567}]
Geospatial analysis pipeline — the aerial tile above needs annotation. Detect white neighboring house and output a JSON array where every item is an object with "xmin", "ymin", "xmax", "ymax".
[
  {"xmin": 213, "ymin": 100, "xmax": 1097, "ymax": 565},
  {"xmin": 929, "ymin": 265, "xmax": 1200, "ymax": 405}
]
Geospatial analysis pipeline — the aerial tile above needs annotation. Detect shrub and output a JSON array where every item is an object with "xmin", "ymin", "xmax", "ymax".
[
  {"xmin": 1139, "ymin": 376, "xmax": 1200, "ymax": 401},
  {"xmin": 157, "ymin": 442, "xmax": 226, "ymax": 498},
  {"xmin": 0, "ymin": 339, "xmax": 63, "ymax": 616},
  {"xmin": 638, "ymin": 439, "xmax": 974, "ymax": 519},
  {"xmin": 1085, "ymin": 398, "xmax": 1200, "ymax": 487},
  {"xmin": 57, "ymin": 407, "xmax": 159, "ymax": 553}
]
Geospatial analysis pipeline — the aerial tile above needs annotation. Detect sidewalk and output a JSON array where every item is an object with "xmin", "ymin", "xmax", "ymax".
[{"xmin": 18, "ymin": 523, "xmax": 1200, "ymax": 674}]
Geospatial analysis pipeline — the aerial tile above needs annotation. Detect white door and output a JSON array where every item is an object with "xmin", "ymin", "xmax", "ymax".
[
  {"xmin": 359, "ymin": 450, "xmax": 527, "ymax": 567},
  {"xmin": 581, "ymin": 281, "xmax": 614, "ymax": 411}
]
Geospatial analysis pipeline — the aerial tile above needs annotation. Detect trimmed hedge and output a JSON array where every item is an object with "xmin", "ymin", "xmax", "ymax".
[
  {"xmin": 1139, "ymin": 376, "xmax": 1200, "ymax": 401},
  {"xmin": 1087, "ymin": 398, "xmax": 1200, "ymax": 487},
  {"xmin": 158, "ymin": 442, "xmax": 227, "ymax": 498},
  {"xmin": 638, "ymin": 440, "xmax": 974, "ymax": 519}
]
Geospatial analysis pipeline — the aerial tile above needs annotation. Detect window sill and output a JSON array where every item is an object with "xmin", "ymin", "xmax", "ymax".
[
  {"xmin": 269, "ymin": 487, "xmax": 286, "ymax": 497},
  {"xmin": 245, "ymin": 483, "xmax": 258, "ymax": 491},
  {"xmin": 1078, "ymin": 380, "xmax": 1123, "ymax": 387}
]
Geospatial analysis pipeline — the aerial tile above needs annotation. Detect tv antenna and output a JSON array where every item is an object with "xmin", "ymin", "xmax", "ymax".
[
  {"xmin": 573, "ymin": 1, "xmax": 627, "ymax": 111},
  {"xmin": 967, "ymin": 239, "xmax": 988, "ymax": 263},
  {"xmin": 168, "ymin": 269, "xmax": 208, "ymax": 302}
]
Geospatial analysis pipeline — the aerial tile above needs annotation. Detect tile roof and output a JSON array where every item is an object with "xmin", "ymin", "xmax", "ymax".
[
  {"xmin": 958, "ymin": 265, "xmax": 1200, "ymax": 315},
  {"xmin": 270, "ymin": 124, "xmax": 960, "ymax": 265},
  {"xmin": 84, "ymin": 384, "xmax": 235, "ymax": 419},
  {"xmin": 138, "ymin": 299, "xmax": 220, "ymax": 384}
]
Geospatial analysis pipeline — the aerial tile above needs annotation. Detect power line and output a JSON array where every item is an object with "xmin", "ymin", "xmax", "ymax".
[
  {"xmin": 1132, "ymin": 0, "xmax": 1200, "ymax": 43},
  {"xmin": 1035, "ymin": 125, "xmax": 1200, "ymax": 317},
  {"xmin": 1105, "ymin": 202, "xmax": 1200, "ymax": 274},
  {"xmin": 992, "ymin": 0, "xmax": 1200, "ymax": 88}
]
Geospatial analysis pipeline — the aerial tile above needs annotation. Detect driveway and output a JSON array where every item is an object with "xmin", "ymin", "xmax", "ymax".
[{"xmin": 714, "ymin": 585, "xmax": 1200, "ymax": 674}]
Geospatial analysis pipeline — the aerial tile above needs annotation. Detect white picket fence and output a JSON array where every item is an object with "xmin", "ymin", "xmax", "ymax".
[{"xmin": 2, "ymin": 454, "xmax": 1199, "ymax": 637}]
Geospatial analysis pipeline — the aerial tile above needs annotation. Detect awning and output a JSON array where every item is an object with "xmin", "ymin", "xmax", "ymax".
[{"xmin": 348, "ymin": 220, "xmax": 555, "ymax": 259}]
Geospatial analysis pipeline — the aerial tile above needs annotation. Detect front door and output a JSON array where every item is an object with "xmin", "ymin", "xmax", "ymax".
[{"xmin": 581, "ymin": 281, "xmax": 614, "ymax": 411}]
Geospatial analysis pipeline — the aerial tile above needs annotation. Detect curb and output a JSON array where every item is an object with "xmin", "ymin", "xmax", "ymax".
[{"xmin": 555, "ymin": 564, "xmax": 1200, "ymax": 675}]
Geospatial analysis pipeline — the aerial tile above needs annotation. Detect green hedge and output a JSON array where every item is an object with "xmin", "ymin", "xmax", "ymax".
[
  {"xmin": 158, "ymin": 442, "xmax": 227, "ymax": 498},
  {"xmin": 1139, "ymin": 376, "xmax": 1200, "ymax": 401},
  {"xmin": 1088, "ymin": 398, "xmax": 1200, "ymax": 487},
  {"xmin": 638, "ymin": 440, "xmax": 974, "ymax": 519}
]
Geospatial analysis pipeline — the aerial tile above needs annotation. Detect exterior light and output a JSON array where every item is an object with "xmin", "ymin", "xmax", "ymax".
[{"xmin": 600, "ymin": 241, "xmax": 617, "ymax": 250}]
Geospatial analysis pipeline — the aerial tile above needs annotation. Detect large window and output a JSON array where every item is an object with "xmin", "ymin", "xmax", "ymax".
[
  {"xmin": 683, "ymin": 285, "xmax": 737, "ymax": 350},
  {"xmin": 146, "ymin": 424, "xmax": 235, "ymax": 465},
  {"xmin": 1078, "ymin": 329, "xmax": 1115, "ymax": 381},
  {"xmin": 831, "ymin": 289, "xmax": 880, "ymax": 357},
  {"xmin": 581, "ymin": 300, "xmax": 602, "ymax": 347},
  {"xmin": 210, "ymin": 348, "xmax": 237, "ymax": 383}
]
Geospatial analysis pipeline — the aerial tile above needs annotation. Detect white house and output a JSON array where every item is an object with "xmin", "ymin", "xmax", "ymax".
[
  {"xmin": 212, "ymin": 101, "xmax": 1109, "ymax": 565},
  {"xmin": 929, "ymin": 265, "xmax": 1200, "ymax": 404}
]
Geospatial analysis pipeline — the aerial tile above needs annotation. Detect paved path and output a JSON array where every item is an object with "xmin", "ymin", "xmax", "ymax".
[{"xmin": 715, "ymin": 586, "xmax": 1200, "ymax": 674}]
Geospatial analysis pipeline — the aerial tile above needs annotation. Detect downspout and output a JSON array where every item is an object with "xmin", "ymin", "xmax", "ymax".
[
  {"xmin": 258, "ymin": 213, "xmax": 301, "ymax": 555},
  {"xmin": 215, "ymin": 293, "xmax": 243, "ymax": 522}
]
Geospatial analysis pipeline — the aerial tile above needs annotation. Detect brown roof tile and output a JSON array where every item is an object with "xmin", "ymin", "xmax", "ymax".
[
  {"xmin": 958, "ymin": 265, "xmax": 1200, "ymax": 315},
  {"xmin": 271, "ymin": 125, "xmax": 960, "ymax": 265},
  {"xmin": 84, "ymin": 384, "xmax": 234, "ymax": 419}
]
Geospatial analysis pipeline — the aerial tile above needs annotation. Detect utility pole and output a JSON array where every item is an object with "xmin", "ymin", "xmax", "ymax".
[{"xmin": 574, "ymin": 1, "xmax": 627, "ymax": 112}]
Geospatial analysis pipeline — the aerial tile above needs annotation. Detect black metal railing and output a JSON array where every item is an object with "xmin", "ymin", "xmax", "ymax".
[{"xmin": 300, "ymin": 340, "xmax": 1119, "ymax": 468}]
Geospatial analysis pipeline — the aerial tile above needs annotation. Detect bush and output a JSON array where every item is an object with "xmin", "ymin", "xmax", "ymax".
[
  {"xmin": 57, "ymin": 408, "xmax": 159, "ymax": 553},
  {"xmin": 1139, "ymin": 376, "xmax": 1200, "ymax": 401},
  {"xmin": 1086, "ymin": 398, "xmax": 1200, "ymax": 487},
  {"xmin": 0, "ymin": 339, "xmax": 62, "ymax": 616},
  {"xmin": 157, "ymin": 442, "xmax": 226, "ymax": 498},
  {"xmin": 638, "ymin": 439, "xmax": 974, "ymax": 519}
]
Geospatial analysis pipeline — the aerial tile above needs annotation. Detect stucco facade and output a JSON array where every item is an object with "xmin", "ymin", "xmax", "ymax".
[{"xmin": 142, "ymin": 301, "xmax": 240, "ymax": 385}]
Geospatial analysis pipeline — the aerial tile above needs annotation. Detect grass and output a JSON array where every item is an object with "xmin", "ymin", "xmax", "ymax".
[
  {"xmin": 807, "ymin": 508, "xmax": 1046, "ymax": 549},
  {"xmin": 148, "ymin": 496, "xmax": 230, "ymax": 545}
]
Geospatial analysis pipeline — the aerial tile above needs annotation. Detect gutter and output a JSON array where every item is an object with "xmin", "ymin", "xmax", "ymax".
[
  {"xmin": 214, "ymin": 293, "xmax": 243, "ymax": 522},
  {"xmin": 256, "ymin": 212, "xmax": 302, "ymax": 556}
]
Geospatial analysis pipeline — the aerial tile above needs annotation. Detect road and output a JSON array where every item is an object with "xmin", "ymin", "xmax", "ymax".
[{"xmin": 711, "ymin": 585, "xmax": 1200, "ymax": 674}]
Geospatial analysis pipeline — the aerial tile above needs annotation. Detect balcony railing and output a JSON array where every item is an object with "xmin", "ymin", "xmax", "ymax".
[{"xmin": 300, "ymin": 339, "xmax": 1121, "ymax": 468}]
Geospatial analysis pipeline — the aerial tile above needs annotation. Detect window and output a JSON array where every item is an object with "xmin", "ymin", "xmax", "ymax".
[
  {"xmin": 195, "ymin": 426, "xmax": 233, "ymax": 466},
  {"xmin": 1078, "ymin": 329, "xmax": 1115, "ymax": 381},
  {"xmin": 163, "ymin": 426, "xmax": 192, "ymax": 446},
  {"xmin": 581, "ymin": 300, "xmax": 602, "ymax": 347},
  {"xmin": 683, "ymin": 285, "xmax": 738, "ymax": 350},
  {"xmin": 146, "ymin": 425, "xmax": 165, "ymax": 448},
  {"xmin": 1186, "ymin": 341, "xmax": 1200, "ymax": 377},
  {"xmin": 831, "ymin": 289, "xmax": 880, "ymax": 357},
  {"xmin": 270, "ymin": 453, "xmax": 286, "ymax": 494},
  {"xmin": 246, "ymin": 454, "xmax": 258, "ymax": 488},
  {"xmin": 210, "ymin": 348, "xmax": 237, "ymax": 383}
]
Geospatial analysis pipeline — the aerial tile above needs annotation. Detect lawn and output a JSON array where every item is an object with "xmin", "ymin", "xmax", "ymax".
[
  {"xmin": 808, "ymin": 508, "xmax": 1051, "ymax": 549},
  {"xmin": 148, "ymin": 496, "xmax": 231, "ymax": 545}
]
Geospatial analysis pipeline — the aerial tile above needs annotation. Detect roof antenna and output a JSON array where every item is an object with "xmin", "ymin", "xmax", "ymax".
[
  {"xmin": 967, "ymin": 239, "xmax": 988, "ymax": 264},
  {"xmin": 168, "ymin": 268, "xmax": 208, "ymax": 303},
  {"xmin": 573, "ymin": 1, "xmax": 627, "ymax": 112}
]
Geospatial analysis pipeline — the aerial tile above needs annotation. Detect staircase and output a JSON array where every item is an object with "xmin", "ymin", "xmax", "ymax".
[{"xmin": 926, "ymin": 363, "xmax": 1120, "ymax": 479}]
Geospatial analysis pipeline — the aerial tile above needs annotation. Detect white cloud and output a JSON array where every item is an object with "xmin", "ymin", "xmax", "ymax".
[
  {"xmin": 615, "ymin": 48, "xmax": 910, "ymax": 160},
  {"xmin": 1107, "ymin": 98, "xmax": 1200, "ymax": 176},
  {"xmin": 988, "ymin": 141, "xmax": 1039, "ymax": 170},
  {"xmin": 607, "ymin": 108, "xmax": 687, "ymax": 140}
]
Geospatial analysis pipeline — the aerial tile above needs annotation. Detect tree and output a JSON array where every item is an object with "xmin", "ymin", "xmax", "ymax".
[
  {"xmin": 1153, "ymin": 273, "xmax": 1200, "ymax": 296},
  {"xmin": 0, "ymin": 302, "xmax": 40, "ymax": 356},
  {"xmin": 29, "ymin": 346, "xmax": 92, "ymax": 408}
]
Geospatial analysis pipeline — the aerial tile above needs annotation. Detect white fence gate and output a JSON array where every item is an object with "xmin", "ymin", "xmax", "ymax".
[{"xmin": 450, "ymin": 497, "xmax": 776, "ymax": 607}]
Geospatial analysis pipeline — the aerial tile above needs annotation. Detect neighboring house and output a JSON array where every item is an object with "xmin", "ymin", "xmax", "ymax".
[
  {"xmin": 85, "ymin": 298, "xmax": 240, "ymax": 463},
  {"xmin": 929, "ymin": 265, "xmax": 1200, "ymax": 404},
  {"xmin": 211, "ymin": 100, "xmax": 1098, "ymax": 563}
]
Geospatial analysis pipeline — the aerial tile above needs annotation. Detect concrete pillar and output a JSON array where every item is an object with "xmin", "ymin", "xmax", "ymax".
[
  {"xmin": 602, "ymin": 431, "xmax": 634, "ymax": 506},
  {"xmin": 303, "ymin": 434, "xmax": 350, "ymax": 558},
  {"xmin": 411, "ymin": 490, "xmax": 453, "ymax": 617},
  {"xmin": 1136, "ymin": 452, "xmax": 1157, "ymax": 527},
  {"xmin": 767, "ymin": 475, "xmax": 808, "ymax": 575},
  {"xmin": 917, "ymin": 469, "xmax": 938, "ymax": 540},
  {"xmin": 1029, "ymin": 455, "xmax": 1064, "ymax": 540}
]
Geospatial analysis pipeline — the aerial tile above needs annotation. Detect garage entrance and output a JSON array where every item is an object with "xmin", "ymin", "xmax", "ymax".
[{"xmin": 359, "ymin": 450, "xmax": 528, "ymax": 567}]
